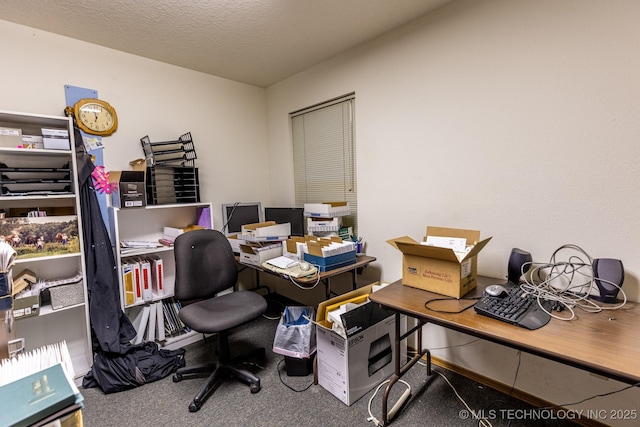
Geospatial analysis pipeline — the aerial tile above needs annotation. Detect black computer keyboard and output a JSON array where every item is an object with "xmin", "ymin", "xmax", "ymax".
[{"xmin": 473, "ymin": 283, "xmax": 552, "ymax": 330}]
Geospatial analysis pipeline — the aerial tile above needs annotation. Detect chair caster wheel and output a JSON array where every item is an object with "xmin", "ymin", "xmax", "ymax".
[
  {"xmin": 173, "ymin": 373, "xmax": 182, "ymax": 382},
  {"xmin": 189, "ymin": 401, "xmax": 201, "ymax": 412},
  {"xmin": 250, "ymin": 383, "xmax": 261, "ymax": 394}
]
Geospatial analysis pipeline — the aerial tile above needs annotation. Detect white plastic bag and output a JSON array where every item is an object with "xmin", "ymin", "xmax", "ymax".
[{"xmin": 272, "ymin": 306, "xmax": 316, "ymax": 359}]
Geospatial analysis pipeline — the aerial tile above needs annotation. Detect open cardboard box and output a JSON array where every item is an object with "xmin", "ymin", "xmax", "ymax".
[
  {"xmin": 387, "ymin": 226, "xmax": 492, "ymax": 298},
  {"xmin": 240, "ymin": 221, "xmax": 291, "ymax": 242},
  {"xmin": 315, "ymin": 282, "xmax": 399, "ymax": 406}
]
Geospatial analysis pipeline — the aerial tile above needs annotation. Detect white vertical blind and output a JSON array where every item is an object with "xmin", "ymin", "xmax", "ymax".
[{"xmin": 291, "ymin": 93, "xmax": 357, "ymax": 234}]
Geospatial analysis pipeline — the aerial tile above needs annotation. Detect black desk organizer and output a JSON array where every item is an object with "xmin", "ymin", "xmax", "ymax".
[
  {"xmin": 140, "ymin": 133, "xmax": 200, "ymax": 205},
  {"xmin": 0, "ymin": 161, "xmax": 73, "ymax": 196}
]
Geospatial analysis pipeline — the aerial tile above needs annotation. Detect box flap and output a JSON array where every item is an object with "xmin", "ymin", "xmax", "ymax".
[
  {"xmin": 284, "ymin": 236, "xmax": 305, "ymax": 253},
  {"xmin": 241, "ymin": 221, "xmax": 277, "ymax": 231},
  {"xmin": 426, "ymin": 226, "xmax": 481, "ymax": 245},
  {"xmin": 317, "ymin": 282, "xmax": 377, "ymax": 329},
  {"xmin": 461, "ymin": 236, "xmax": 492, "ymax": 261},
  {"xmin": 395, "ymin": 240, "xmax": 461, "ymax": 263},
  {"xmin": 340, "ymin": 302, "xmax": 391, "ymax": 337},
  {"xmin": 385, "ymin": 236, "xmax": 419, "ymax": 250},
  {"xmin": 238, "ymin": 244, "xmax": 257, "ymax": 254}
]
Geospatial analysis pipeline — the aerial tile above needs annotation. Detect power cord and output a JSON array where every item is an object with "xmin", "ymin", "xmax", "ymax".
[
  {"xmin": 434, "ymin": 370, "xmax": 493, "ymax": 427},
  {"xmin": 519, "ymin": 244, "xmax": 627, "ymax": 321},
  {"xmin": 424, "ymin": 297, "xmax": 481, "ymax": 314},
  {"xmin": 276, "ymin": 358, "xmax": 314, "ymax": 392},
  {"xmin": 366, "ymin": 378, "xmax": 412, "ymax": 426},
  {"xmin": 287, "ymin": 264, "xmax": 321, "ymax": 290}
]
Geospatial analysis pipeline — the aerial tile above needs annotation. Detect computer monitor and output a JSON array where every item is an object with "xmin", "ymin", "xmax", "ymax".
[
  {"xmin": 264, "ymin": 207, "xmax": 305, "ymax": 236},
  {"xmin": 221, "ymin": 202, "xmax": 263, "ymax": 235}
]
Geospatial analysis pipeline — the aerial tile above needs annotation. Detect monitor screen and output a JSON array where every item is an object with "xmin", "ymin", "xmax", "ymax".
[
  {"xmin": 264, "ymin": 207, "xmax": 305, "ymax": 237},
  {"xmin": 221, "ymin": 202, "xmax": 263, "ymax": 235}
]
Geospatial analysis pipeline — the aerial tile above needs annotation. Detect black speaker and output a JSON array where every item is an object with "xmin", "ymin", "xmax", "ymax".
[
  {"xmin": 591, "ymin": 258, "xmax": 624, "ymax": 303},
  {"xmin": 507, "ymin": 248, "xmax": 533, "ymax": 284}
]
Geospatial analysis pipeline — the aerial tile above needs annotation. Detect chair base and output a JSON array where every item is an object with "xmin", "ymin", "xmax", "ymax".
[{"xmin": 173, "ymin": 346, "xmax": 266, "ymax": 412}]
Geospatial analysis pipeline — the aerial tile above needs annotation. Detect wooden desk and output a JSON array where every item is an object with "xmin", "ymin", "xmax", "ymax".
[
  {"xmin": 369, "ymin": 277, "xmax": 640, "ymax": 426},
  {"xmin": 238, "ymin": 255, "xmax": 376, "ymax": 299}
]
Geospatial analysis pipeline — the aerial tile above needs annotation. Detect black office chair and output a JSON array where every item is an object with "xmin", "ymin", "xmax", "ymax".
[{"xmin": 171, "ymin": 229, "xmax": 268, "ymax": 412}]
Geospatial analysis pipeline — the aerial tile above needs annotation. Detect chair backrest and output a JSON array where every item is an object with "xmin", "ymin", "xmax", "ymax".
[{"xmin": 173, "ymin": 229, "xmax": 238, "ymax": 301}]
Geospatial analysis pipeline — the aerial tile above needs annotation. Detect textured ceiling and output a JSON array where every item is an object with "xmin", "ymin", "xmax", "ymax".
[{"xmin": 0, "ymin": 0, "xmax": 450, "ymax": 87}]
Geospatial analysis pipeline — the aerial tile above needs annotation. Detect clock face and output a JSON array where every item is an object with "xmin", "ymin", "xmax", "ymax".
[{"xmin": 73, "ymin": 99, "xmax": 118, "ymax": 136}]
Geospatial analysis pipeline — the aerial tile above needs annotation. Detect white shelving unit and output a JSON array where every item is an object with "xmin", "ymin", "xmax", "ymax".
[
  {"xmin": 108, "ymin": 202, "xmax": 213, "ymax": 349},
  {"xmin": 0, "ymin": 110, "xmax": 91, "ymax": 381}
]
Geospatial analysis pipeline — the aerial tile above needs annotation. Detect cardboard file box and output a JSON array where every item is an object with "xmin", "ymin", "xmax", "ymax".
[
  {"xmin": 307, "ymin": 217, "xmax": 342, "ymax": 232},
  {"xmin": 316, "ymin": 283, "xmax": 397, "ymax": 406},
  {"xmin": 12, "ymin": 295, "xmax": 40, "ymax": 319},
  {"xmin": 303, "ymin": 251, "xmax": 356, "ymax": 272},
  {"xmin": 387, "ymin": 226, "xmax": 492, "ymax": 298},
  {"xmin": 240, "ymin": 221, "xmax": 291, "ymax": 242},
  {"xmin": 110, "ymin": 171, "xmax": 146, "ymax": 208},
  {"xmin": 41, "ymin": 128, "xmax": 70, "ymax": 150},
  {"xmin": 304, "ymin": 201, "xmax": 350, "ymax": 218},
  {"xmin": 49, "ymin": 280, "xmax": 84, "ymax": 310},
  {"xmin": 0, "ymin": 127, "xmax": 23, "ymax": 148},
  {"xmin": 238, "ymin": 242, "xmax": 282, "ymax": 267},
  {"xmin": 282, "ymin": 236, "xmax": 306, "ymax": 260},
  {"xmin": 303, "ymin": 236, "xmax": 357, "ymax": 272}
]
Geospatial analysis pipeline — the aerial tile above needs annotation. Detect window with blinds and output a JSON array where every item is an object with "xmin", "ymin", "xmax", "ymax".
[{"xmin": 290, "ymin": 93, "xmax": 357, "ymax": 235}]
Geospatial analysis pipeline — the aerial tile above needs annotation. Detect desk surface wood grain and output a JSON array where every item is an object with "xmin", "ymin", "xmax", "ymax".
[{"xmin": 370, "ymin": 277, "xmax": 640, "ymax": 385}]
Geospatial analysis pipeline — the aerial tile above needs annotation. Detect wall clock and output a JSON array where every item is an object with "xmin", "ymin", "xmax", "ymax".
[{"xmin": 66, "ymin": 98, "xmax": 118, "ymax": 136}]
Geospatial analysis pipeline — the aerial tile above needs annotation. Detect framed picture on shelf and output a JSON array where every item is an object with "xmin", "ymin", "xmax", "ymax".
[{"xmin": 0, "ymin": 215, "xmax": 79, "ymax": 259}]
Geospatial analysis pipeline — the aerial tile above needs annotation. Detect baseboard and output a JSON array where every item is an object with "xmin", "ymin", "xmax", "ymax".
[{"xmin": 429, "ymin": 355, "xmax": 608, "ymax": 427}]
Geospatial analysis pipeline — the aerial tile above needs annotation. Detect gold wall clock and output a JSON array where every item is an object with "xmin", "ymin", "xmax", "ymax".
[{"xmin": 66, "ymin": 98, "xmax": 118, "ymax": 136}]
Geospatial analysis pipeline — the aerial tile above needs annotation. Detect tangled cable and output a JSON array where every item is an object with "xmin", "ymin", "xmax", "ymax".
[{"xmin": 518, "ymin": 244, "xmax": 626, "ymax": 321}]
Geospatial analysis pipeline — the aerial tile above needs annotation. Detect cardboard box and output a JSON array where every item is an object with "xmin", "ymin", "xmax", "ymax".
[
  {"xmin": 282, "ymin": 236, "xmax": 306, "ymax": 260},
  {"xmin": 387, "ymin": 226, "xmax": 492, "ymax": 298},
  {"xmin": 12, "ymin": 294, "xmax": 40, "ymax": 319},
  {"xmin": 316, "ymin": 283, "xmax": 398, "ymax": 406},
  {"xmin": 49, "ymin": 281, "xmax": 84, "ymax": 310},
  {"xmin": 110, "ymin": 171, "xmax": 146, "ymax": 208},
  {"xmin": 240, "ymin": 221, "xmax": 291, "ymax": 242},
  {"xmin": 304, "ymin": 251, "xmax": 356, "ymax": 272},
  {"xmin": 41, "ymin": 128, "xmax": 70, "ymax": 150},
  {"xmin": 21, "ymin": 135, "xmax": 44, "ymax": 149},
  {"xmin": 0, "ymin": 127, "xmax": 23, "ymax": 148},
  {"xmin": 238, "ymin": 242, "xmax": 282, "ymax": 267},
  {"xmin": 304, "ymin": 201, "xmax": 350, "ymax": 218},
  {"xmin": 307, "ymin": 217, "xmax": 342, "ymax": 232},
  {"xmin": 226, "ymin": 234, "xmax": 246, "ymax": 255}
]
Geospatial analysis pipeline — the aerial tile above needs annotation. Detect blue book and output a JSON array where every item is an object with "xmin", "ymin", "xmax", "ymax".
[{"xmin": 0, "ymin": 363, "xmax": 78, "ymax": 427}]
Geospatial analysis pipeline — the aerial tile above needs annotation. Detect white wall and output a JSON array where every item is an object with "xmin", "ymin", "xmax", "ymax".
[
  {"xmin": 266, "ymin": 0, "xmax": 639, "ymax": 423},
  {"xmin": 0, "ymin": 19, "xmax": 270, "ymax": 231},
  {"xmin": 2, "ymin": 0, "xmax": 638, "ymax": 421}
]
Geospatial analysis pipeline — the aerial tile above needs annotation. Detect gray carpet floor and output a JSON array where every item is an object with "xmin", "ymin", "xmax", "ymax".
[{"xmin": 80, "ymin": 300, "xmax": 576, "ymax": 427}]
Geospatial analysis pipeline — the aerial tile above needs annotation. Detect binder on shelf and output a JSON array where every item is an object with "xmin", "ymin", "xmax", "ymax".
[
  {"xmin": 147, "ymin": 302, "xmax": 157, "ymax": 342},
  {"xmin": 121, "ymin": 263, "xmax": 135, "ymax": 306},
  {"xmin": 128, "ymin": 259, "xmax": 143, "ymax": 303},
  {"xmin": 149, "ymin": 255, "xmax": 165, "ymax": 297},
  {"xmin": 139, "ymin": 258, "xmax": 153, "ymax": 302},
  {"xmin": 133, "ymin": 305, "xmax": 151, "ymax": 344},
  {"xmin": 155, "ymin": 302, "xmax": 165, "ymax": 342}
]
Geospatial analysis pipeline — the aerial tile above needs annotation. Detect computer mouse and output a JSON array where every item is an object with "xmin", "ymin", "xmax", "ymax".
[
  {"xmin": 299, "ymin": 261, "xmax": 311, "ymax": 271},
  {"xmin": 485, "ymin": 284, "xmax": 508, "ymax": 297}
]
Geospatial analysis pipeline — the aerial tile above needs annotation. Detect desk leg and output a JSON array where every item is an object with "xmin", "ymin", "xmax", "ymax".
[
  {"xmin": 252, "ymin": 269, "xmax": 271, "ymax": 295},
  {"xmin": 380, "ymin": 314, "xmax": 430, "ymax": 426}
]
